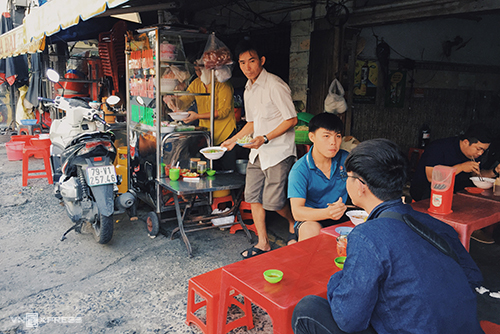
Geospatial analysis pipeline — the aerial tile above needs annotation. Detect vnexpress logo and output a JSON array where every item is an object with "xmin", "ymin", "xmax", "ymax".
[
  {"xmin": 10, "ymin": 313, "xmax": 82, "ymax": 327},
  {"xmin": 25, "ymin": 313, "xmax": 39, "ymax": 328}
]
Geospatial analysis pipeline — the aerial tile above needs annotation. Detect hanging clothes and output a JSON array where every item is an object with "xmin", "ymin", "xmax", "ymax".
[
  {"xmin": 25, "ymin": 53, "xmax": 45, "ymax": 108},
  {"xmin": 0, "ymin": 13, "xmax": 29, "ymax": 87}
]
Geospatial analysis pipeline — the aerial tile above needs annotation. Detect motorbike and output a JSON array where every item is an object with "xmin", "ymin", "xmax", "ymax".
[{"xmin": 41, "ymin": 70, "xmax": 135, "ymax": 244}]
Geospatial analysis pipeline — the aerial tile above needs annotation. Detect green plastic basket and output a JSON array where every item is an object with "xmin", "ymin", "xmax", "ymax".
[
  {"xmin": 297, "ymin": 112, "xmax": 314, "ymax": 127},
  {"xmin": 295, "ymin": 130, "xmax": 311, "ymax": 145}
]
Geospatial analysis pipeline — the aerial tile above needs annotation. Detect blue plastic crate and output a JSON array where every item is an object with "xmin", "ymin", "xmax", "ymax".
[{"xmin": 20, "ymin": 119, "xmax": 37, "ymax": 125}]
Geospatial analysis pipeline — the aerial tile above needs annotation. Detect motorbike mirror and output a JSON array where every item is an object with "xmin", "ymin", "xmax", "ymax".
[
  {"xmin": 107, "ymin": 95, "xmax": 120, "ymax": 105},
  {"xmin": 46, "ymin": 69, "xmax": 60, "ymax": 83},
  {"xmin": 136, "ymin": 96, "xmax": 145, "ymax": 106}
]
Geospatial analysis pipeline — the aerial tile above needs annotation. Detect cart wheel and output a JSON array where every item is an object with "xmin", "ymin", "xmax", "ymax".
[{"xmin": 146, "ymin": 211, "xmax": 160, "ymax": 239}]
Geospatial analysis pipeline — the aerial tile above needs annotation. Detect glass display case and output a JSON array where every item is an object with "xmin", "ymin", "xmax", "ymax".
[{"xmin": 125, "ymin": 26, "xmax": 212, "ymax": 223}]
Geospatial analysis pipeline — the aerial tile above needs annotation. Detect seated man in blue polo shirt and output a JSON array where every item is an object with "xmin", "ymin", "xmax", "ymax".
[
  {"xmin": 288, "ymin": 113, "xmax": 349, "ymax": 241},
  {"xmin": 292, "ymin": 139, "xmax": 483, "ymax": 334}
]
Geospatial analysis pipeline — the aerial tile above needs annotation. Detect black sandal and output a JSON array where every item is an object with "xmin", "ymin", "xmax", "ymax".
[
  {"xmin": 287, "ymin": 231, "xmax": 298, "ymax": 244},
  {"xmin": 241, "ymin": 246, "xmax": 269, "ymax": 259}
]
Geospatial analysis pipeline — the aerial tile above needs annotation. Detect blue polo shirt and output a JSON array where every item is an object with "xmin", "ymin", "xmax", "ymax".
[{"xmin": 288, "ymin": 147, "xmax": 348, "ymax": 208}]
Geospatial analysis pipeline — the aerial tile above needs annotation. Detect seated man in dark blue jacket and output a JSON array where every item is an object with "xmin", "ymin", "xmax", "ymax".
[
  {"xmin": 410, "ymin": 124, "xmax": 499, "ymax": 202},
  {"xmin": 292, "ymin": 139, "xmax": 483, "ymax": 334}
]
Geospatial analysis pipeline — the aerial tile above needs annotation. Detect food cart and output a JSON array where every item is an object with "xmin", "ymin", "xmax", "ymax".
[{"xmin": 125, "ymin": 26, "xmax": 252, "ymax": 256}]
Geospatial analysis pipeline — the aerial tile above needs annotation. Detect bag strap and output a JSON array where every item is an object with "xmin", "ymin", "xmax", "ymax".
[{"xmin": 378, "ymin": 211, "xmax": 459, "ymax": 263}]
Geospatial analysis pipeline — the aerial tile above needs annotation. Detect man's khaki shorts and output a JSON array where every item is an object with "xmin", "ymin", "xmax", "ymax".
[{"xmin": 244, "ymin": 155, "xmax": 295, "ymax": 211}]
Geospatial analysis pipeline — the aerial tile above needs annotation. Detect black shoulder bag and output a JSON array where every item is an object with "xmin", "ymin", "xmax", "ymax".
[{"xmin": 378, "ymin": 211, "xmax": 459, "ymax": 264}]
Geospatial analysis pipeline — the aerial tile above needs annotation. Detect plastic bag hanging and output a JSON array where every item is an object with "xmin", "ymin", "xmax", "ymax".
[
  {"xmin": 324, "ymin": 79, "xmax": 348, "ymax": 114},
  {"xmin": 201, "ymin": 34, "xmax": 233, "ymax": 82}
]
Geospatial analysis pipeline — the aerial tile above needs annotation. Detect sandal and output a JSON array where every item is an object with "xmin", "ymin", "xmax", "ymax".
[
  {"xmin": 287, "ymin": 231, "xmax": 298, "ymax": 245},
  {"xmin": 241, "ymin": 246, "xmax": 269, "ymax": 259}
]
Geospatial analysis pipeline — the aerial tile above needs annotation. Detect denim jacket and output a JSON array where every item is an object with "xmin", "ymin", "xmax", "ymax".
[{"xmin": 327, "ymin": 199, "xmax": 483, "ymax": 334}]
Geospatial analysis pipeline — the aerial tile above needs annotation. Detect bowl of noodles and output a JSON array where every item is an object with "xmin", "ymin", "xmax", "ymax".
[
  {"xmin": 346, "ymin": 210, "xmax": 368, "ymax": 226},
  {"xmin": 200, "ymin": 146, "xmax": 227, "ymax": 160}
]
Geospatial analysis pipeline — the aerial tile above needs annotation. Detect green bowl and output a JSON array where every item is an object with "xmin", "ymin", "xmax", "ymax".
[
  {"xmin": 263, "ymin": 269, "xmax": 283, "ymax": 284},
  {"xmin": 334, "ymin": 256, "xmax": 346, "ymax": 270},
  {"xmin": 206, "ymin": 169, "xmax": 216, "ymax": 176}
]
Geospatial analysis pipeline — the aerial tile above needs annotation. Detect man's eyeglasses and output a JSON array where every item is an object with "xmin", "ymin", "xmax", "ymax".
[{"xmin": 340, "ymin": 173, "xmax": 366, "ymax": 185}]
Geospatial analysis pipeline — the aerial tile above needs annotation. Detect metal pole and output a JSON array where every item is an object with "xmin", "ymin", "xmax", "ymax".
[
  {"xmin": 209, "ymin": 53, "xmax": 216, "ymax": 207},
  {"xmin": 210, "ymin": 67, "xmax": 215, "ymax": 170},
  {"xmin": 125, "ymin": 43, "xmax": 131, "ymax": 197},
  {"xmin": 155, "ymin": 28, "xmax": 162, "ymax": 215}
]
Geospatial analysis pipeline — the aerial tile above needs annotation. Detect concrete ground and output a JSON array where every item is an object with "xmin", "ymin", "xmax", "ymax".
[
  {"xmin": 0, "ymin": 132, "xmax": 499, "ymax": 333},
  {"xmin": 0, "ymin": 133, "xmax": 291, "ymax": 333}
]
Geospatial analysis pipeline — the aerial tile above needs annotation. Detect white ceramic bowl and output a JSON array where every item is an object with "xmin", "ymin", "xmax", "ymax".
[
  {"xmin": 161, "ymin": 125, "xmax": 176, "ymax": 133},
  {"xmin": 346, "ymin": 210, "xmax": 368, "ymax": 226},
  {"xmin": 168, "ymin": 112, "xmax": 189, "ymax": 121},
  {"xmin": 470, "ymin": 177, "xmax": 495, "ymax": 189},
  {"xmin": 200, "ymin": 146, "xmax": 227, "ymax": 160}
]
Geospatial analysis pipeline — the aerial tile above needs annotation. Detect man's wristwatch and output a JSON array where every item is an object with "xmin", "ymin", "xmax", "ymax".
[{"xmin": 263, "ymin": 135, "xmax": 269, "ymax": 144}]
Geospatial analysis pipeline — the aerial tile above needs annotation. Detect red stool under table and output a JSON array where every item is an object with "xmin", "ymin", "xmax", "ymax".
[
  {"xmin": 238, "ymin": 201, "xmax": 253, "ymax": 221},
  {"xmin": 186, "ymin": 267, "xmax": 254, "ymax": 334},
  {"xmin": 230, "ymin": 201, "xmax": 258, "ymax": 236},
  {"xmin": 22, "ymin": 138, "xmax": 53, "ymax": 187},
  {"xmin": 230, "ymin": 221, "xmax": 258, "ymax": 236},
  {"xmin": 211, "ymin": 195, "xmax": 234, "ymax": 211}
]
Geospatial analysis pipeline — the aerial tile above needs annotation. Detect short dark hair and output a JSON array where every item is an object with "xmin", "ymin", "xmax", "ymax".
[
  {"xmin": 308, "ymin": 112, "xmax": 344, "ymax": 134},
  {"xmin": 235, "ymin": 37, "xmax": 263, "ymax": 60},
  {"xmin": 345, "ymin": 139, "xmax": 409, "ymax": 201},
  {"xmin": 459, "ymin": 123, "xmax": 492, "ymax": 144}
]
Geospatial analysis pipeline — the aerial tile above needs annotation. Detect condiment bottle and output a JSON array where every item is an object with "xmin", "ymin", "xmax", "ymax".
[
  {"xmin": 494, "ymin": 177, "xmax": 500, "ymax": 196},
  {"xmin": 190, "ymin": 158, "xmax": 200, "ymax": 172},
  {"xmin": 197, "ymin": 161, "xmax": 207, "ymax": 175}
]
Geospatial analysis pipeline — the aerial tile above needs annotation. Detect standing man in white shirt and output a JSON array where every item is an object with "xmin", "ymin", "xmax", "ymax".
[{"xmin": 222, "ymin": 39, "xmax": 298, "ymax": 258}]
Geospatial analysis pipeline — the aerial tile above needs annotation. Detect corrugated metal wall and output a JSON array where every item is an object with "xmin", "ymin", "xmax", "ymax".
[{"xmin": 350, "ymin": 88, "xmax": 500, "ymax": 153}]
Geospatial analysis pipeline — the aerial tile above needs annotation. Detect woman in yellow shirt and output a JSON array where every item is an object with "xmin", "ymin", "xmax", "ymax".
[{"xmin": 163, "ymin": 62, "xmax": 237, "ymax": 170}]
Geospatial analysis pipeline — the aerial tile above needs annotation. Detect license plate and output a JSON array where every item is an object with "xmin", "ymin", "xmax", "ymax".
[{"xmin": 86, "ymin": 165, "xmax": 117, "ymax": 186}]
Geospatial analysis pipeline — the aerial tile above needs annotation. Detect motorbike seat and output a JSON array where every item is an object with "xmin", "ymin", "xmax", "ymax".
[{"xmin": 67, "ymin": 131, "xmax": 115, "ymax": 148}]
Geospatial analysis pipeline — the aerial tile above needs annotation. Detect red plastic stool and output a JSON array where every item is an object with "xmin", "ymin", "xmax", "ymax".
[
  {"xmin": 230, "ymin": 221, "xmax": 258, "ymax": 236},
  {"xmin": 22, "ymin": 138, "xmax": 53, "ymax": 187},
  {"xmin": 481, "ymin": 320, "xmax": 500, "ymax": 334},
  {"xmin": 11, "ymin": 135, "xmax": 45, "ymax": 158},
  {"xmin": 239, "ymin": 201, "xmax": 253, "ymax": 221},
  {"xmin": 186, "ymin": 268, "xmax": 254, "ymax": 334},
  {"xmin": 219, "ymin": 285, "xmax": 256, "ymax": 333},
  {"xmin": 230, "ymin": 201, "xmax": 258, "ymax": 235},
  {"xmin": 11, "ymin": 134, "xmax": 37, "ymax": 143},
  {"xmin": 18, "ymin": 124, "xmax": 43, "ymax": 136},
  {"xmin": 211, "ymin": 195, "xmax": 234, "ymax": 211}
]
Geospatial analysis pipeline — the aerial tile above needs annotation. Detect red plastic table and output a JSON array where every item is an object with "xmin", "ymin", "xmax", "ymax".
[
  {"xmin": 412, "ymin": 194, "xmax": 500, "ymax": 251},
  {"xmin": 320, "ymin": 221, "xmax": 355, "ymax": 238},
  {"xmin": 458, "ymin": 188, "xmax": 500, "ymax": 203},
  {"xmin": 217, "ymin": 233, "xmax": 341, "ymax": 333}
]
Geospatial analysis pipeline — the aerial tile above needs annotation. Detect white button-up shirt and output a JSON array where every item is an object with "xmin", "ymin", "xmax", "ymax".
[{"xmin": 244, "ymin": 68, "xmax": 297, "ymax": 170}]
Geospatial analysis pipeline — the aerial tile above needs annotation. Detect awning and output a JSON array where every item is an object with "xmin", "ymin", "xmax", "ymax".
[
  {"xmin": 24, "ymin": 0, "xmax": 130, "ymax": 41},
  {"xmin": 0, "ymin": 24, "xmax": 45, "ymax": 59},
  {"xmin": 0, "ymin": 0, "xmax": 130, "ymax": 59}
]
